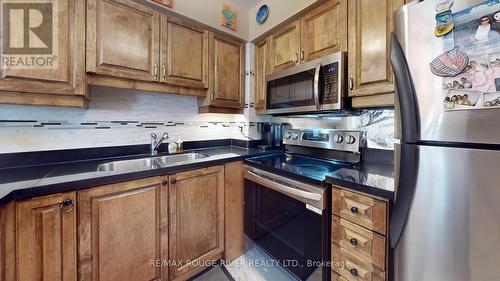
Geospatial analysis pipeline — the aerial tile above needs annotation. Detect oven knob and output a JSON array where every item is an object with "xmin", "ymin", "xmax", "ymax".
[
  {"xmin": 285, "ymin": 132, "xmax": 292, "ymax": 139},
  {"xmin": 292, "ymin": 133, "xmax": 299, "ymax": 140},
  {"xmin": 334, "ymin": 135, "xmax": 344, "ymax": 143},
  {"xmin": 346, "ymin": 135, "xmax": 356, "ymax": 144}
]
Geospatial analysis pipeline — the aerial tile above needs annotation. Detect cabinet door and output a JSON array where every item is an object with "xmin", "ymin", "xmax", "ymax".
[
  {"xmin": 348, "ymin": 0, "xmax": 404, "ymax": 107},
  {"xmin": 78, "ymin": 177, "xmax": 167, "ymax": 281},
  {"xmin": 160, "ymin": 16, "xmax": 209, "ymax": 88},
  {"xmin": 86, "ymin": 0, "xmax": 160, "ymax": 82},
  {"xmin": 254, "ymin": 38, "xmax": 269, "ymax": 112},
  {"xmin": 169, "ymin": 166, "xmax": 224, "ymax": 280},
  {"xmin": 269, "ymin": 20, "xmax": 301, "ymax": 73},
  {"xmin": 0, "ymin": 0, "xmax": 85, "ymax": 97},
  {"xmin": 210, "ymin": 33, "xmax": 245, "ymax": 109},
  {"xmin": 16, "ymin": 192, "xmax": 77, "ymax": 281},
  {"xmin": 300, "ymin": 0, "xmax": 347, "ymax": 62}
]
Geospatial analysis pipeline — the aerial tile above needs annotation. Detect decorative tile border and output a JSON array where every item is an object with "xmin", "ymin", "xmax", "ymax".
[{"xmin": 0, "ymin": 120, "xmax": 257, "ymax": 130}]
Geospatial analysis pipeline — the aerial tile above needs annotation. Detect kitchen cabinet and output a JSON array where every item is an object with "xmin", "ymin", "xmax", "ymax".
[
  {"xmin": 300, "ymin": 0, "xmax": 347, "ymax": 62},
  {"xmin": 254, "ymin": 39, "xmax": 269, "ymax": 113},
  {"xmin": 78, "ymin": 177, "xmax": 167, "ymax": 281},
  {"xmin": 269, "ymin": 20, "xmax": 301, "ymax": 73},
  {"xmin": 0, "ymin": 0, "xmax": 86, "ymax": 107},
  {"xmin": 198, "ymin": 32, "xmax": 245, "ymax": 113},
  {"xmin": 168, "ymin": 166, "xmax": 225, "ymax": 280},
  {"xmin": 332, "ymin": 188, "xmax": 389, "ymax": 281},
  {"xmin": 86, "ymin": 0, "xmax": 160, "ymax": 82},
  {"xmin": 16, "ymin": 192, "xmax": 77, "ymax": 281},
  {"xmin": 347, "ymin": 0, "xmax": 405, "ymax": 108},
  {"xmin": 160, "ymin": 16, "xmax": 209, "ymax": 88},
  {"xmin": 224, "ymin": 161, "xmax": 245, "ymax": 261}
]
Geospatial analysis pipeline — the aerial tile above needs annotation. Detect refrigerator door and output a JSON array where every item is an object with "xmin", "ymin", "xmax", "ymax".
[
  {"xmin": 394, "ymin": 0, "xmax": 500, "ymax": 145},
  {"xmin": 394, "ymin": 144, "xmax": 500, "ymax": 281}
]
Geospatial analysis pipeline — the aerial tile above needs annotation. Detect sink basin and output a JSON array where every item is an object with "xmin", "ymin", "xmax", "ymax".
[
  {"xmin": 97, "ymin": 152, "xmax": 209, "ymax": 172},
  {"xmin": 154, "ymin": 152, "xmax": 208, "ymax": 166},
  {"xmin": 97, "ymin": 158, "xmax": 159, "ymax": 172}
]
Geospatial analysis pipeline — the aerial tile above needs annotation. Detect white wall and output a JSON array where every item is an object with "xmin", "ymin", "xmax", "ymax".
[
  {"xmin": 143, "ymin": 0, "xmax": 251, "ymax": 40},
  {"xmin": 0, "ymin": 87, "xmax": 260, "ymax": 153},
  {"xmin": 248, "ymin": 0, "xmax": 317, "ymax": 40}
]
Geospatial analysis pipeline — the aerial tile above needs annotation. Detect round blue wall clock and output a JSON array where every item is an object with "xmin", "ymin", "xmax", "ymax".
[{"xmin": 256, "ymin": 5, "xmax": 269, "ymax": 24}]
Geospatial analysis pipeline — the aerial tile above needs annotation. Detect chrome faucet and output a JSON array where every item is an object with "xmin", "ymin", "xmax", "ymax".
[{"xmin": 150, "ymin": 132, "xmax": 169, "ymax": 156}]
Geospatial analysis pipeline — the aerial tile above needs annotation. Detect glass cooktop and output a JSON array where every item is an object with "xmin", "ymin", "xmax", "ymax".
[{"xmin": 246, "ymin": 153, "xmax": 357, "ymax": 183}]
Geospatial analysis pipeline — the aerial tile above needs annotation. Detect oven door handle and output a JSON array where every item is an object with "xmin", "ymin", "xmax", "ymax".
[
  {"xmin": 313, "ymin": 62, "xmax": 322, "ymax": 110},
  {"xmin": 246, "ymin": 170, "xmax": 322, "ymax": 202}
]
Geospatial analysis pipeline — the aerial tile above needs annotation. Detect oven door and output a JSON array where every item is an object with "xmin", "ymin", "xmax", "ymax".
[
  {"xmin": 265, "ymin": 59, "xmax": 323, "ymax": 115},
  {"xmin": 243, "ymin": 166, "xmax": 329, "ymax": 281}
]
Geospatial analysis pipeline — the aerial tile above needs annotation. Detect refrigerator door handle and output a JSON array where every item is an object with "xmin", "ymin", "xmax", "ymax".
[
  {"xmin": 389, "ymin": 143, "xmax": 419, "ymax": 248},
  {"xmin": 390, "ymin": 32, "xmax": 420, "ymax": 144}
]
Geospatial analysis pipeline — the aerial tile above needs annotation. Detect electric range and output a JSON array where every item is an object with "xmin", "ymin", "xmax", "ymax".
[{"xmin": 243, "ymin": 128, "xmax": 361, "ymax": 281}]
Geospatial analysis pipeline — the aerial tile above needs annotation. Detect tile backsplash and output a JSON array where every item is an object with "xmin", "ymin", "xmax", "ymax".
[
  {"xmin": 0, "ymin": 86, "xmax": 259, "ymax": 153},
  {"xmin": 0, "ymin": 86, "xmax": 395, "ymax": 153}
]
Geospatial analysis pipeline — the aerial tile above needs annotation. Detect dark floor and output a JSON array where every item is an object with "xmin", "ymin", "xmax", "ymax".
[{"xmin": 190, "ymin": 265, "xmax": 232, "ymax": 281}]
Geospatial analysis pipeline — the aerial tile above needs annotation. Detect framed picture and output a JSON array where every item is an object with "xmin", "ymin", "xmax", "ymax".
[
  {"xmin": 151, "ymin": 0, "xmax": 173, "ymax": 8},
  {"xmin": 221, "ymin": 4, "xmax": 237, "ymax": 31}
]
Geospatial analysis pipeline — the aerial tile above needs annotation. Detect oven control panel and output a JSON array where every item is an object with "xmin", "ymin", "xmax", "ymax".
[{"xmin": 283, "ymin": 129, "xmax": 361, "ymax": 153}]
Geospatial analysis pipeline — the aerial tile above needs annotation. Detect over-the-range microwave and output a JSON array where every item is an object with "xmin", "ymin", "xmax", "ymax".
[{"xmin": 265, "ymin": 52, "xmax": 346, "ymax": 115}]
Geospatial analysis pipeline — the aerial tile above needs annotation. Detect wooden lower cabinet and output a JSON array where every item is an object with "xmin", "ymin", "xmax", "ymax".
[
  {"xmin": 168, "ymin": 166, "xmax": 225, "ymax": 280},
  {"xmin": 78, "ymin": 177, "xmax": 168, "ymax": 281},
  {"xmin": 332, "ymin": 187, "xmax": 389, "ymax": 281},
  {"xmin": 16, "ymin": 192, "xmax": 77, "ymax": 281},
  {"xmin": 224, "ymin": 161, "xmax": 244, "ymax": 261}
]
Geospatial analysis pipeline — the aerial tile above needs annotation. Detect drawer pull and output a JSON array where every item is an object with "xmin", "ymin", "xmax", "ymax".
[
  {"xmin": 350, "ymin": 207, "xmax": 358, "ymax": 214},
  {"xmin": 350, "ymin": 238, "xmax": 358, "ymax": 247},
  {"xmin": 350, "ymin": 268, "xmax": 358, "ymax": 277}
]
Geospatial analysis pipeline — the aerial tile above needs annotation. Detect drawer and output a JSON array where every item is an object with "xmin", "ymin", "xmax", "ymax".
[
  {"xmin": 331, "ymin": 243, "xmax": 385, "ymax": 281},
  {"xmin": 332, "ymin": 216, "xmax": 386, "ymax": 270},
  {"xmin": 333, "ymin": 188, "xmax": 387, "ymax": 235},
  {"xmin": 332, "ymin": 270, "xmax": 348, "ymax": 281}
]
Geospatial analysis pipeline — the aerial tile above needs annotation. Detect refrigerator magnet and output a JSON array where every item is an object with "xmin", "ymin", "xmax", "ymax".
[
  {"xmin": 430, "ymin": 48, "xmax": 469, "ymax": 77},
  {"xmin": 435, "ymin": 10, "xmax": 454, "ymax": 37},
  {"xmin": 435, "ymin": 0, "xmax": 453, "ymax": 13}
]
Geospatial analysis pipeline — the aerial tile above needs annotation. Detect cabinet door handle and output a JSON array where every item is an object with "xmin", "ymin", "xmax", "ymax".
[
  {"xmin": 300, "ymin": 49, "xmax": 305, "ymax": 62},
  {"xmin": 162, "ymin": 65, "xmax": 167, "ymax": 81},
  {"xmin": 350, "ymin": 207, "xmax": 359, "ymax": 214},
  {"xmin": 60, "ymin": 199, "xmax": 74, "ymax": 213},
  {"xmin": 350, "ymin": 268, "xmax": 358, "ymax": 277},
  {"xmin": 349, "ymin": 76, "xmax": 354, "ymax": 91},
  {"xmin": 162, "ymin": 179, "xmax": 168, "ymax": 185},
  {"xmin": 294, "ymin": 52, "xmax": 299, "ymax": 64},
  {"xmin": 170, "ymin": 178, "xmax": 177, "ymax": 185},
  {"xmin": 153, "ymin": 64, "xmax": 158, "ymax": 80}
]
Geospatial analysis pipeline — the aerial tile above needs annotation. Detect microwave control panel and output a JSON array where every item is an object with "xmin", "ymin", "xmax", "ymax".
[{"xmin": 322, "ymin": 62, "xmax": 339, "ymax": 104}]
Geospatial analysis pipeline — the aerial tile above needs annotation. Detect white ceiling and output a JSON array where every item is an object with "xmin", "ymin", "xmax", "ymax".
[{"xmin": 230, "ymin": 0, "xmax": 262, "ymax": 8}]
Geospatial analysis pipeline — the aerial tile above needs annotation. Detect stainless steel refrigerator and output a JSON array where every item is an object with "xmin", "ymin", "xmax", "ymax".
[{"xmin": 391, "ymin": 0, "xmax": 500, "ymax": 280}]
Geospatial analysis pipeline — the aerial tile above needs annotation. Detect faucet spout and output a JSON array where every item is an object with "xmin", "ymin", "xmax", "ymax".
[{"xmin": 150, "ymin": 132, "xmax": 169, "ymax": 155}]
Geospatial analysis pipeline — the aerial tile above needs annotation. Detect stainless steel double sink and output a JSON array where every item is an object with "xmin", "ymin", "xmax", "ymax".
[{"xmin": 97, "ymin": 152, "xmax": 209, "ymax": 172}]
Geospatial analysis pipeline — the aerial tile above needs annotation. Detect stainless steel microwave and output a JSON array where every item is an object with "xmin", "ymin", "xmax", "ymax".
[{"xmin": 265, "ymin": 52, "xmax": 346, "ymax": 115}]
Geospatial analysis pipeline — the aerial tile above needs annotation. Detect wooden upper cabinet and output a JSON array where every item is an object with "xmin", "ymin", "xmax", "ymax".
[
  {"xmin": 254, "ymin": 38, "xmax": 269, "ymax": 112},
  {"xmin": 348, "ymin": 0, "xmax": 404, "ymax": 107},
  {"xmin": 209, "ymin": 32, "xmax": 245, "ymax": 109},
  {"xmin": 16, "ymin": 192, "xmax": 77, "ymax": 281},
  {"xmin": 300, "ymin": 0, "xmax": 347, "ymax": 62},
  {"xmin": 169, "ymin": 166, "xmax": 225, "ymax": 280},
  {"xmin": 78, "ymin": 177, "xmax": 167, "ymax": 281},
  {"xmin": 269, "ymin": 20, "xmax": 301, "ymax": 72},
  {"xmin": 160, "ymin": 16, "xmax": 209, "ymax": 88},
  {"xmin": 86, "ymin": 0, "xmax": 160, "ymax": 82},
  {"xmin": 0, "ymin": 0, "xmax": 86, "ymax": 107}
]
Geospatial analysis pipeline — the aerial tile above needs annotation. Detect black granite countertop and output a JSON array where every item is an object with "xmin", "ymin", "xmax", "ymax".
[
  {"xmin": 325, "ymin": 160, "xmax": 395, "ymax": 200},
  {"xmin": 0, "ymin": 146, "xmax": 281, "ymax": 205}
]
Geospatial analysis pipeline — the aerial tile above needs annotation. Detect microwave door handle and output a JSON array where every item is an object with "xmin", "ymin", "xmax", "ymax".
[
  {"xmin": 313, "ymin": 63, "xmax": 322, "ymax": 110},
  {"xmin": 246, "ymin": 170, "xmax": 322, "ymax": 202}
]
